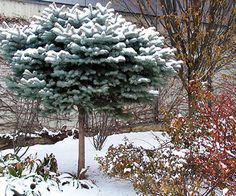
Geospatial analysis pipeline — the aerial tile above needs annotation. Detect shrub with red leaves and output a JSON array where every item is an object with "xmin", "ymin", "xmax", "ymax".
[
  {"xmin": 192, "ymin": 82, "xmax": 236, "ymax": 195},
  {"xmin": 163, "ymin": 79, "xmax": 235, "ymax": 194}
]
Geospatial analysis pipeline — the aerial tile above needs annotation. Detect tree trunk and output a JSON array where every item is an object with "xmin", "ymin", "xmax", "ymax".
[
  {"xmin": 207, "ymin": 75, "xmax": 213, "ymax": 108},
  {"xmin": 153, "ymin": 93, "xmax": 160, "ymax": 122},
  {"xmin": 77, "ymin": 107, "xmax": 86, "ymax": 179},
  {"xmin": 187, "ymin": 90, "xmax": 195, "ymax": 117}
]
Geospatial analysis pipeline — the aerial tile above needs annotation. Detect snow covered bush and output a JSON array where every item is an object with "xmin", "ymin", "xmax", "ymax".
[
  {"xmin": 163, "ymin": 81, "xmax": 236, "ymax": 195},
  {"xmin": 97, "ymin": 142, "xmax": 143, "ymax": 178},
  {"xmin": 0, "ymin": 153, "xmax": 59, "ymax": 180},
  {"xmin": 99, "ymin": 82, "xmax": 236, "ymax": 195},
  {"xmin": 97, "ymin": 142, "xmax": 200, "ymax": 195},
  {"xmin": 192, "ymin": 90, "xmax": 236, "ymax": 195},
  {"xmin": 0, "ymin": 153, "xmax": 58, "ymax": 179},
  {"xmin": 0, "ymin": 153, "xmax": 95, "ymax": 195}
]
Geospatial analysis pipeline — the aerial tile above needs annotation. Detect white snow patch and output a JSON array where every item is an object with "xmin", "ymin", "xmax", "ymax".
[{"xmin": 149, "ymin": 89, "xmax": 159, "ymax": 96}]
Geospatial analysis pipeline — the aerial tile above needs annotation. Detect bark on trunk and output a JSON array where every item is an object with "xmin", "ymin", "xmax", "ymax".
[
  {"xmin": 77, "ymin": 107, "xmax": 86, "ymax": 179},
  {"xmin": 187, "ymin": 90, "xmax": 195, "ymax": 117},
  {"xmin": 207, "ymin": 76, "xmax": 213, "ymax": 108}
]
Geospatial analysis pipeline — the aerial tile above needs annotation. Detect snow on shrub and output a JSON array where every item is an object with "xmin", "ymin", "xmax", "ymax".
[
  {"xmin": 0, "ymin": 153, "xmax": 58, "ymax": 179},
  {"xmin": 192, "ymin": 89, "xmax": 236, "ymax": 195},
  {"xmin": 98, "ymin": 81, "xmax": 235, "ymax": 195},
  {"xmin": 0, "ymin": 153, "xmax": 95, "ymax": 195},
  {"xmin": 163, "ymin": 81, "xmax": 236, "ymax": 195},
  {"xmin": 97, "ymin": 141, "xmax": 200, "ymax": 195}
]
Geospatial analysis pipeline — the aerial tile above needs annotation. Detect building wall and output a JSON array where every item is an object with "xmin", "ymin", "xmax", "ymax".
[
  {"xmin": 0, "ymin": 0, "xmax": 144, "ymax": 19},
  {"xmin": 0, "ymin": 0, "xmax": 162, "ymax": 20},
  {"xmin": 0, "ymin": 0, "xmax": 50, "ymax": 19}
]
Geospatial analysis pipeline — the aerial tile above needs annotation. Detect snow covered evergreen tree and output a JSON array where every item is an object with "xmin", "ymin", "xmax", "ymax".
[{"xmin": 0, "ymin": 2, "xmax": 180, "ymax": 178}]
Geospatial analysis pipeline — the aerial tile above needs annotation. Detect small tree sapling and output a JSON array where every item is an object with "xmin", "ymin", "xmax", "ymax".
[{"xmin": 0, "ymin": 2, "xmax": 180, "ymax": 178}]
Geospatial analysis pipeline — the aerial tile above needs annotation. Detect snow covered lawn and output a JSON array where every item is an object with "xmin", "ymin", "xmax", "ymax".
[{"xmin": 0, "ymin": 131, "xmax": 166, "ymax": 196}]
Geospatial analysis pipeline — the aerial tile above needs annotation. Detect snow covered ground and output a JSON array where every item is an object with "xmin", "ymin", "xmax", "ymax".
[{"xmin": 0, "ymin": 131, "xmax": 167, "ymax": 196}]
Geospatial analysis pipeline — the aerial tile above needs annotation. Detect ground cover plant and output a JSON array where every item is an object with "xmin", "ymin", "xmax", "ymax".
[{"xmin": 0, "ymin": 152, "xmax": 95, "ymax": 196}]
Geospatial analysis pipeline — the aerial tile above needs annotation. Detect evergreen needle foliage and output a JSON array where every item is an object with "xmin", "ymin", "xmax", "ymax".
[{"xmin": 0, "ymin": 2, "xmax": 179, "ymax": 116}]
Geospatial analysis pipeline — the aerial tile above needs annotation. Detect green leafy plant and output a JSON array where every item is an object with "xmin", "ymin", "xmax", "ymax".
[
  {"xmin": 0, "ymin": 153, "xmax": 58, "ymax": 179},
  {"xmin": 35, "ymin": 153, "xmax": 58, "ymax": 180},
  {"xmin": 1, "ymin": 153, "xmax": 96, "ymax": 195}
]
